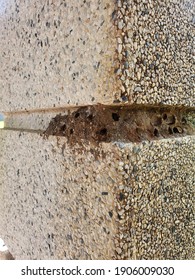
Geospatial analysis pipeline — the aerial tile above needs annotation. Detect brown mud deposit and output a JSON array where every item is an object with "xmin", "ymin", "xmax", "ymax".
[{"xmin": 44, "ymin": 105, "xmax": 194, "ymax": 146}]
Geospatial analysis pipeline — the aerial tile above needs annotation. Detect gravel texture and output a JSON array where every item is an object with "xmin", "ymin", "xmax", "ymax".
[
  {"xmin": 0, "ymin": 130, "xmax": 194, "ymax": 259},
  {"xmin": 114, "ymin": 0, "xmax": 195, "ymax": 106},
  {"xmin": 114, "ymin": 138, "xmax": 195, "ymax": 259}
]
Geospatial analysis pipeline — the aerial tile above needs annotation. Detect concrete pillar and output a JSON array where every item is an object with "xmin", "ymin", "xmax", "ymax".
[{"xmin": 0, "ymin": 0, "xmax": 194, "ymax": 259}]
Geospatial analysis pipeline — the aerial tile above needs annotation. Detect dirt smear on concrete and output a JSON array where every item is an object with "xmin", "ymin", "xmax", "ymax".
[{"xmin": 43, "ymin": 105, "xmax": 195, "ymax": 146}]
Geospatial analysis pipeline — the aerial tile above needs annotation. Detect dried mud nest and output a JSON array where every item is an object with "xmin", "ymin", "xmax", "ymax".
[{"xmin": 44, "ymin": 105, "xmax": 194, "ymax": 146}]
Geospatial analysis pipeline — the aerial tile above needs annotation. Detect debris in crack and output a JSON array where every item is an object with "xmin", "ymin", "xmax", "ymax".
[{"xmin": 43, "ymin": 105, "xmax": 195, "ymax": 146}]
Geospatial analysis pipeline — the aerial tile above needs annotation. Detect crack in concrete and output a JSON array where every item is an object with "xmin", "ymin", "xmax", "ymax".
[
  {"xmin": 3, "ymin": 128, "xmax": 43, "ymax": 134},
  {"xmin": 2, "ymin": 103, "xmax": 195, "ymax": 115}
]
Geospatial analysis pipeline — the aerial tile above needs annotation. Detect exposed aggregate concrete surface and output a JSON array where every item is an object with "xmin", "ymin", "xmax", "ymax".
[
  {"xmin": 0, "ymin": 131, "xmax": 120, "ymax": 259},
  {"xmin": 0, "ymin": 0, "xmax": 118, "ymax": 110},
  {"xmin": 0, "ymin": 131, "xmax": 194, "ymax": 259},
  {"xmin": 0, "ymin": 0, "xmax": 194, "ymax": 261},
  {"xmin": 114, "ymin": 0, "xmax": 195, "ymax": 105},
  {"xmin": 0, "ymin": 0, "xmax": 194, "ymax": 111},
  {"xmin": 114, "ymin": 138, "xmax": 195, "ymax": 259}
]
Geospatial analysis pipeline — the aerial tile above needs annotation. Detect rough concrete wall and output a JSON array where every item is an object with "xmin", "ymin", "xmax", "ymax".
[
  {"xmin": 0, "ymin": 131, "xmax": 194, "ymax": 259},
  {"xmin": 0, "ymin": 131, "xmax": 120, "ymax": 259},
  {"xmin": 0, "ymin": 0, "xmax": 194, "ymax": 110},
  {"xmin": 0, "ymin": 0, "xmax": 194, "ymax": 260},
  {"xmin": 0, "ymin": 0, "xmax": 118, "ymax": 110},
  {"xmin": 115, "ymin": 137, "xmax": 194, "ymax": 259},
  {"xmin": 114, "ymin": 0, "xmax": 195, "ymax": 105}
]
